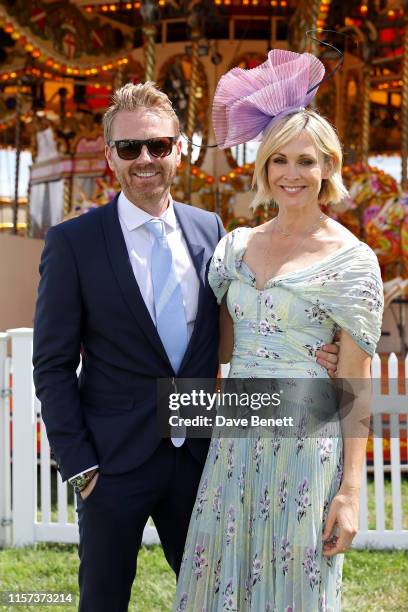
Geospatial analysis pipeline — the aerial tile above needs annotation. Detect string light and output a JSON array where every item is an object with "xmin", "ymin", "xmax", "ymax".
[
  {"xmin": 359, "ymin": 4, "xmax": 368, "ymax": 16},
  {"xmin": 0, "ymin": 18, "xmax": 133, "ymax": 77},
  {"xmin": 316, "ymin": 0, "xmax": 332, "ymax": 30},
  {"xmin": 0, "ymin": 62, "xmax": 115, "ymax": 87},
  {"xmin": 71, "ymin": 1, "xmax": 149, "ymax": 11}
]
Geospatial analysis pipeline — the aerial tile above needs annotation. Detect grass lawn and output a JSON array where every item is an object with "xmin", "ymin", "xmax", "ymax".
[
  {"xmin": 0, "ymin": 544, "xmax": 407, "ymax": 611},
  {"xmin": 0, "ymin": 474, "xmax": 405, "ymax": 610}
]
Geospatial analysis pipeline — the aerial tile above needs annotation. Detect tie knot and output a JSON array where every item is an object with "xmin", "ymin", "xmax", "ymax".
[{"xmin": 146, "ymin": 218, "xmax": 166, "ymax": 242}]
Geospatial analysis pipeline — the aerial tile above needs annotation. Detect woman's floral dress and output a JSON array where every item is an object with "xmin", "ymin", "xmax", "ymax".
[{"xmin": 174, "ymin": 227, "xmax": 383, "ymax": 612}]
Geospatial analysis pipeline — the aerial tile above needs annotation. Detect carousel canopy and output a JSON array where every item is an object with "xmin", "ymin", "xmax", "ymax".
[{"xmin": 0, "ymin": 0, "xmax": 405, "ymax": 150}]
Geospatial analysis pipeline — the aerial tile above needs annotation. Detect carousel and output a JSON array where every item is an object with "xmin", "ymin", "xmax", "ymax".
[{"xmin": 0, "ymin": 0, "xmax": 408, "ymax": 353}]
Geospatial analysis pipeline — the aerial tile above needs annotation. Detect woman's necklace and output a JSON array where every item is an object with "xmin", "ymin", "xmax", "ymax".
[
  {"xmin": 259, "ymin": 213, "xmax": 327, "ymax": 288},
  {"xmin": 274, "ymin": 213, "xmax": 325, "ymax": 238}
]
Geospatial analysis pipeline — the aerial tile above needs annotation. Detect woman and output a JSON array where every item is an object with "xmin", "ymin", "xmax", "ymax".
[{"xmin": 174, "ymin": 51, "xmax": 383, "ymax": 611}]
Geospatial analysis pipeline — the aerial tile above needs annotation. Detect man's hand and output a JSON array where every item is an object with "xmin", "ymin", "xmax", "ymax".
[
  {"xmin": 80, "ymin": 470, "xmax": 99, "ymax": 500},
  {"xmin": 316, "ymin": 331, "xmax": 341, "ymax": 377}
]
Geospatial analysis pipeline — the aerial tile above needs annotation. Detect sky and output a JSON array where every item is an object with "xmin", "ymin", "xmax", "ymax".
[{"xmin": 0, "ymin": 149, "xmax": 33, "ymax": 198}]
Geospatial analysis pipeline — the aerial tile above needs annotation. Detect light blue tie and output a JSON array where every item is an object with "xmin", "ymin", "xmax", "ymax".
[{"xmin": 146, "ymin": 218, "xmax": 188, "ymax": 446}]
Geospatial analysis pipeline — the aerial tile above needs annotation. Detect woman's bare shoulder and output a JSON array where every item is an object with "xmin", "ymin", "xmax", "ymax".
[
  {"xmin": 246, "ymin": 221, "xmax": 274, "ymax": 239},
  {"xmin": 324, "ymin": 217, "xmax": 360, "ymax": 248}
]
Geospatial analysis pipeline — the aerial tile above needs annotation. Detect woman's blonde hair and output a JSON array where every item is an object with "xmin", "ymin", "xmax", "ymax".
[
  {"xmin": 251, "ymin": 109, "xmax": 348, "ymax": 210},
  {"xmin": 103, "ymin": 82, "xmax": 179, "ymax": 143}
]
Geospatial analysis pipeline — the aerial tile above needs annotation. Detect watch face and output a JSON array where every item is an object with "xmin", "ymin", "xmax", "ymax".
[{"xmin": 71, "ymin": 475, "xmax": 87, "ymax": 488}]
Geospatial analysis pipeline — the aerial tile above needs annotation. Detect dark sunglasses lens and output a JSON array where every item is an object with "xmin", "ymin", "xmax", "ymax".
[
  {"xmin": 147, "ymin": 138, "xmax": 174, "ymax": 157},
  {"xmin": 116, "ymin": 141, "xmax": 142, "ymax": 160}
]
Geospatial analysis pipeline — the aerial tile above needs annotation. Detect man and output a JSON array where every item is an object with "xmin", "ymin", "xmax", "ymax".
[{"xmin": 33, "ymin": 82, "xmax": 338, "ymax": 612}]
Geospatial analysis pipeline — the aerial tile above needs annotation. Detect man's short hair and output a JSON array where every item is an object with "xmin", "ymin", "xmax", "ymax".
[{"xmin": 103, "ymin": 82, "xmax": 180, "ymax": 143}]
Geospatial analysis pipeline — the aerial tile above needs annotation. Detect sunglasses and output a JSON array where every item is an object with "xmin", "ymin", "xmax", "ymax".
[{"xmin": 108, "ymin": 136, "xmax": 179, "ymax": 160}]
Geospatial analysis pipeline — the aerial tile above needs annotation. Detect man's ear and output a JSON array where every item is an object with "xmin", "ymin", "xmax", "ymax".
[
  {"xmin": 176, "ymin": 138, "xmax": 182, "ymax": 167},
  {"xmin": 105, "ymin": 144, "xmax": 115, "ymax": 172}
]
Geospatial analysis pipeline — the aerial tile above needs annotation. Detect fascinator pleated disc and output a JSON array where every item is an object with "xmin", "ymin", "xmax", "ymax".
[{"xmin": 212, "ymin": 50, "xmax": 325, "ymax": 149}]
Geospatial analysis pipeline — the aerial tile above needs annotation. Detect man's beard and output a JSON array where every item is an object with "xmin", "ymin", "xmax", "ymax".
[
  {"xmin": 114, "ymin": 162, "xmax": 177, "ymax": 203},
  {"xmin": 118, "ymin": 172, "xmax": 169, "ymax": 203}
]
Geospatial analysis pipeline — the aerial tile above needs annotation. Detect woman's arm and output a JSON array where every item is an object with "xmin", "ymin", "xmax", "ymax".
[
  {"xmin": 219, "ymin": 296, "xmax": 234, "ymax": 364},
  {"xmin": 322, "ymin": 330, "xmax": 372, "ymax": 556}
]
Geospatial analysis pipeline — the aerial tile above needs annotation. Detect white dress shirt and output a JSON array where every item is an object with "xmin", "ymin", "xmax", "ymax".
[{"xmin": 117, "ymin": 191, "xmax": 200, "ymax": 340}]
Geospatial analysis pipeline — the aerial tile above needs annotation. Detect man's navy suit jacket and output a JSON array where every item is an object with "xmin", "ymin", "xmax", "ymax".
[{"xmin": 33, "ymin": 195, "xmax": 226, "ymax": 481}]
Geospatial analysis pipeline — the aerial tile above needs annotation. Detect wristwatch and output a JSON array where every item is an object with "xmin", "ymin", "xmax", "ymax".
[{"xmin": 69, "ymin": 469, "xmax": 98, "ymax": 493}]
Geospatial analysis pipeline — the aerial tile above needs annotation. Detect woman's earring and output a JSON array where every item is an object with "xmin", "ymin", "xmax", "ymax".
[
  {"xmin": 263, "ymin": 199, "xmax": 277, "ymax": 221},
  {"xmin": 263, "ymin": 200, "xmax": 269, "ymax": 221}
]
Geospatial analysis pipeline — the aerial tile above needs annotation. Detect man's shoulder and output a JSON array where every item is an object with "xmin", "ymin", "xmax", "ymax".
[
  {"xmin": 49, "ymin": 198, "xmax": 116, "ymax": 239},
  {"xmin": 173, "ymin": 200, "xmax": 218, "ymax": 221}
]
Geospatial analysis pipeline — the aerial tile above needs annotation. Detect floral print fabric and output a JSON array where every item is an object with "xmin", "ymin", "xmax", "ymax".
[{"xmin": 173, "ymin": 227, "xmax": 383, "ymax": 611}]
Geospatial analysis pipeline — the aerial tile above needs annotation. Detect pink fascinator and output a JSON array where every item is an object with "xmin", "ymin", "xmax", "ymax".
[{"xmin": 212, "ymin": 49, "xmax": 325, "ymax": 149}]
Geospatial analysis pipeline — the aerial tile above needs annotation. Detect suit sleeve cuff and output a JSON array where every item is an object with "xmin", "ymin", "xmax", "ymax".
[{"xmin": 68, "ymin": 465, "xmax": 99, "ymax": 483}]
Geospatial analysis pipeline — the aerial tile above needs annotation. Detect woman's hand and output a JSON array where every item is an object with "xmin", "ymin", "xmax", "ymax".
[{"xmin": 322, "ymin": 488, "xmax": 359, "ymax": 556}]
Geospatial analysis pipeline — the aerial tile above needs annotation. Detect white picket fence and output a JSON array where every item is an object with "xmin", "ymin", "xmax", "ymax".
[{"xmin": 0, "ymin": 328, "xmax": 407, "ymax": 549}]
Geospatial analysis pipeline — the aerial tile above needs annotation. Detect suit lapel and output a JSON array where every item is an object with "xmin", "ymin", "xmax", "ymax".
[
  {"xmin": 173, "ymin": 202, "xmax": 206, "ymax": 282},
  {"xmin": 173, "ymin": 202, "xmax": 207, "ymax": 372},
  {"xmin": 101, "ymin": 197, "xmax": 173, "ymax": 368}
]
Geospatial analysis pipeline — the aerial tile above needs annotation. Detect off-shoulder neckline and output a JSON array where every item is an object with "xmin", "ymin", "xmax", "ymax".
[{"xmin": 232, "ymin": 226, "xmax": 364, "ymax": 290}]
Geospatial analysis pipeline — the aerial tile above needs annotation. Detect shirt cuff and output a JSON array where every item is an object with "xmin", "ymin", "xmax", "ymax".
[{"xmin": 68, "ymin": 465, "xmax": 99, "ymax": 483}]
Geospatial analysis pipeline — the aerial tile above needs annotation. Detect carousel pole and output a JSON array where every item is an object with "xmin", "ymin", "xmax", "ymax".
[
  {"xmin": 401, "ymin": 5, "xmax": 408, "ymax": 189},
  {"xmin": 113, "ymin": 64, "xmax": 126, "ymax": 91},
  {"xmin": 12, "ymin": 80, "xmax": 22, "ymax": 235},
  {"xmin": 143, "ymin": 24, "xmax": 157, "ymax": 82},
  {"xmin": 58, "ymin": 88, "xmax": 73, "ymax": 217},
  {"xmin": 63, "ymin": 176, "xmax": 73, "ymax": 217},
  {"xmin": 309, "ymin": 0, "xmax": 320, "ymax": 56},
  {"xmin": 141, "ymin": 1, "xmax": 157, "ymax": 82},
  {"xmin": 308, "ymin": 0, "xmax": 321, "ymax": 110},
  {"xmin": 184, "ymin": 27, "xmax": 200, "ymax": 203},
  {"xmin": 361, "ymin": 63, "xmax": 371, "ymax": 164}
]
